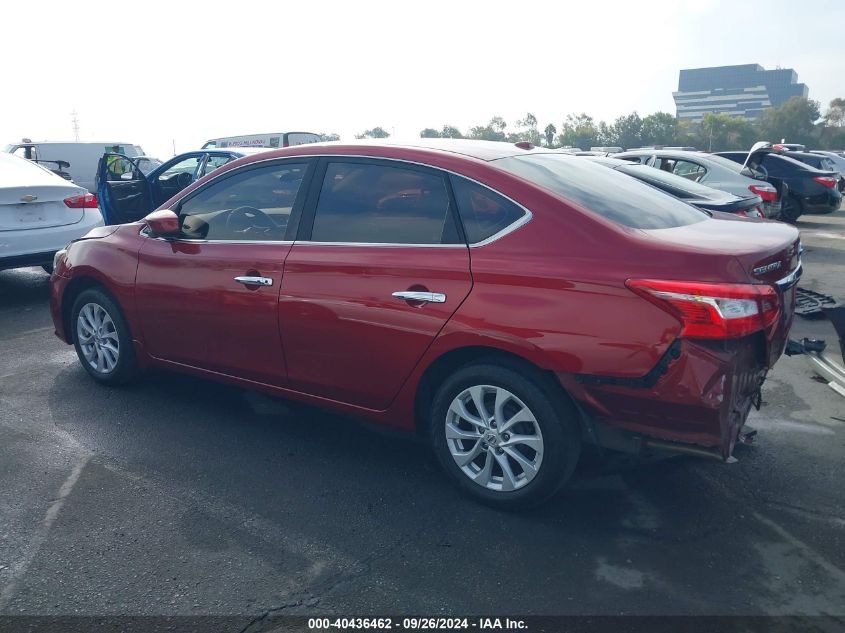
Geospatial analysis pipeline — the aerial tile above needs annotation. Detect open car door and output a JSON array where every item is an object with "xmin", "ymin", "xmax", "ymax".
[{"xmin": 96, "ymin": 153, "xmax": 151, "ymax": 225}]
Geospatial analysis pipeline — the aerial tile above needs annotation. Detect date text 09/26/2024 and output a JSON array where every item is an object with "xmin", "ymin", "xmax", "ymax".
[{"xmin": 308, "ymin": 617, "xmax": 528, "ymax": 630}]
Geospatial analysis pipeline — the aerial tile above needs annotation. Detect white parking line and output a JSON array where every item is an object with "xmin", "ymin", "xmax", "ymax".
[
  {"xmin": 752, "ymin": 511, "xmax": 845, "ymax": 584},
  {"xmin": 0, "ymin": 455, "xmax": 91, "ymax": 610},
  {"xmin": 801, "ymin": 231, "xmax": 845, "ymax": 240}
]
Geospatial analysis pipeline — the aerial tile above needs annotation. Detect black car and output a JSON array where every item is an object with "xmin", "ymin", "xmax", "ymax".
[
  {"xmin": 588, "ymin": 156, "xmax": 764, "ymax": 217},
  {"xmin": 716, "ymin": 148, "xmax": 841, "ymax": 222},
  {"xmin": 787, "ymin": 151, "xmax": 844, "ymax": 192}
]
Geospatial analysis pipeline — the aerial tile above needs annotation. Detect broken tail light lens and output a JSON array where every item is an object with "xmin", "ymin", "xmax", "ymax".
[
  {"xmin": 64, "ymin": 193, "xmax": 98, "ymax": 208},
  {"xmin": 626, "ymin": 279, "xmax": 780, "ymax": 339}
]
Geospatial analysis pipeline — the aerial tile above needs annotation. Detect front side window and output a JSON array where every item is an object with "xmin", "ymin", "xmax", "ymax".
[
  {"xmin": 450, "ymin": 176, "xmax": 526, "ymax": 243},
  {"xmin": 494, "ymin": 153, "xmax": 707, "ymax": 230},
  {"xmin": 176, "ymin": 162, "xmax": 307, "ymax": 241},
  {"xmin": 310, "ymin": 162, "xmax": 457, "ymax": 244},
  {"xmin": 160, "ymin": 156, "xmax": 201, "ymax": 180}
]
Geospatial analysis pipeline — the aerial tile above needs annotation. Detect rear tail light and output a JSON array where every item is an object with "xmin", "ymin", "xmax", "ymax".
[
  {"xmin": 813, "ymin": 176, "xmax": 837, "ymax": 188},
  {"xmin": 626, "ymin": 279, "xmax": 780, "ymax": 339},
  {"xmin": 748, "ymin": 184, "xmax": 778, "ymax": 202},
  {"xmin": 64, "ymin": 193, "xmax": 98, "ymax": 208}
]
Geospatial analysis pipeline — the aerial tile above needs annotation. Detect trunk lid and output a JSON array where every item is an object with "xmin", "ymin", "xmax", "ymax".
[
  {"xmin": 640, "ymin": 214, "xmax": 800, "ymax": 366},
  {"xmin": 0, "ymin": 184, "xmax": 87, "ymax": 230}
]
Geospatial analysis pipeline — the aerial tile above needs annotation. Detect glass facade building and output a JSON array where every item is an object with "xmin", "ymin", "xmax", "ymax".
[{"xmin": 673, "ymin": 64, "xmax": 808, "ymax": 122}]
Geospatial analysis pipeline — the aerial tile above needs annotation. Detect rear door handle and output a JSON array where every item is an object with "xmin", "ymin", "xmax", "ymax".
[
  {"xmin": 392, "ymin": 291, "xmax": 446, "ymax": 303},
  {"xmin": 234, "ymin": 276, "xmax": 273, "ymax": 287}
]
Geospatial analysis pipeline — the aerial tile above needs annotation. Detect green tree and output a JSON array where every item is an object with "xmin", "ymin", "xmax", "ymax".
[
  {"xmin": 640, "ymin": 112, "xmax": 678, "ymax": 146},
  {"xmin": 319, "ymin": 132, "xmax": 340, "ymax": 142},
  {"xmin": 543, "ymin": 123, "xmax": 557, "ymax": 147},
  {"xmin": 605, "ymin": 112, "xmax": 643, "ymax": 150},
  {"xmin": 757, "ymin": 97, "xmax": 821, "ymax": 145},
  {"xmin": 511, "ymin": 112, "xmax": 541, "ymax": 145},
  {"xmin": 557, "ymin": 113, "xmax": 599, "ymax": 149},
  {"xmin": 468, "ymin": 116, "xmax": 508, "ymax": 141},
  {"xmin": 440, "ymin": 125, "xmax": 463, "ymax": 138},
  {"xmin": 697, "ymin": 113, "xmax": 756, "ymax": 151},
  {"xmin": 355, "ymin": 126, "xmax": 391, "ymax": 139},
  {"xmin": 823, "ymin": 98, "xmax": 845, "ymax": 128},
  {"xmin": 420, "ymin": 128, "xmax": 441, "ymax": 138}
]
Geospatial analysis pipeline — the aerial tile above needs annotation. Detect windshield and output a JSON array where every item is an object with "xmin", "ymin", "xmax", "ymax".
[{"xmin": 494, "ymin": 153, "xmax": 708, "ymax": 229}]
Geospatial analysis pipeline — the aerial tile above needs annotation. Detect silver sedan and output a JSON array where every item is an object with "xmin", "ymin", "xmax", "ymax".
[{"xmin": 614, "ymin": 149, "xmax": 781, "ymax": 218}]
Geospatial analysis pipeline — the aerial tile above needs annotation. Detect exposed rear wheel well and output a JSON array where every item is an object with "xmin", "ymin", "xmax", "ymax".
[
  {"xmin": 414, "ymin": 346, "xmax": 579, "ymax": 437},
  {"xmin": 62, "ymin": 277, "xmax": 108, "ymax": 344}
]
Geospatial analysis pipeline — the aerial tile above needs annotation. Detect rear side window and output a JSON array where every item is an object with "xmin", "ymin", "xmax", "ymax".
[
  {"xmin": 450, "ymin": 176, "xmax": 526, "ymax": 243},
  {"xmin": 494, "ymin": 154, "xmax": 707, "ymax": 229},
  {"xmin": 310, "ymin": 162, "xmax": 458, "ymax": 244},
  {"xmin": 760, "ymin": 154, "xmax": 812, "ymax": 176}
]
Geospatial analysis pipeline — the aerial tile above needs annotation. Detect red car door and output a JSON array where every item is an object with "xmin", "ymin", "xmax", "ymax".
[
  {"xmin": 279, "ymin": 159, "xmax": 472, "ymax": 410},
  {"xmin": 134, "ymin": 160, "xmax": 312, "ymax": 385}
]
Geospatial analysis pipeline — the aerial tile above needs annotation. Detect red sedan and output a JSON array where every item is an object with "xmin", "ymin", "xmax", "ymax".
[{"xmin": 49, "ymin": 140, "xmax": 801, "ymax": 508}]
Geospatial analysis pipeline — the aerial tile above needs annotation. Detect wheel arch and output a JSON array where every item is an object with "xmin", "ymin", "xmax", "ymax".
[
  {"xmin": 413, "ymin": 345, "xmax": 582, "ymax": 438},
  {"xmin": 61, "ymin": 275, "xmax": 119, "ymax": 344}
]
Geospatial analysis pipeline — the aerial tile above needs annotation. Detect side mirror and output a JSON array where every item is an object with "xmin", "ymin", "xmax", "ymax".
[
  {"xmin": 120, "ymin": 171, "xmax": 134, "ymax": 180},
  {"xmin": 144, "ymin": 209, "xmax": 180, "ymax": 238}
]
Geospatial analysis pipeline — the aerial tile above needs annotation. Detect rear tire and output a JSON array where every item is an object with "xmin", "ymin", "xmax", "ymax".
[
  {"xmin": 71, "ymin": 287, "xmax": 138, "ymax": 385},
  {"xmin": 780, "ymin": 195, "xmax": 803, "ymax": 223},
  {"xmin": 430, "ymin": 362, "xmax": 581, "ymax": 509}
]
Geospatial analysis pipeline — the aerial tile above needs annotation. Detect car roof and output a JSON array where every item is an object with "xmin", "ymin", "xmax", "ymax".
[
  {"xmin": 619, "ymin": 149, "xmax": 716, "ymax": 160},
  {"xmin": 259, "ymin": 138, "xmax": 550, "ymax": 162}
]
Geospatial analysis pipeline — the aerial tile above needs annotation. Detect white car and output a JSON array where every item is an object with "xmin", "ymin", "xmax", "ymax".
[
  {"xmin": 3, "ymin": 141, "xmax": 145, "ymax": 193},
  {"xmin": 0, "ymin": 152, "xmax": 104, "ymax": 273}
]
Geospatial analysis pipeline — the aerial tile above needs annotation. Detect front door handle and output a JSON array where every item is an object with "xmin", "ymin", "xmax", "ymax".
[
  {"xmin": 234, "ymin": 276, "xmax": 273, "ymax": 287},
  {"xmin": 392, "ymin": 291, "xmax": 446, "ymax": 303}
]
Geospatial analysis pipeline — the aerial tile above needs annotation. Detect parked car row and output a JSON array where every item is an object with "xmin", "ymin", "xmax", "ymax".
[
  {"xmin": 46, "ymin": 139, "xmax": 802, "ymax": 508},
  {"xmin": 612, "ymin": 143, "xmax": 841, "ymax": 222},
  {"xmin": 715, "ymin": 144, "xmax": 842, "ymax": 221}
]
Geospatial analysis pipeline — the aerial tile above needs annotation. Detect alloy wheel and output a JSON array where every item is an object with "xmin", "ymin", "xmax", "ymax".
[
  {"xmin": 76, "ymin": 302, "xmax": 120, "ymax": 374},
  {"xmin": 445, "ymin": 385, "xmax": 544, "ymax": 492}
]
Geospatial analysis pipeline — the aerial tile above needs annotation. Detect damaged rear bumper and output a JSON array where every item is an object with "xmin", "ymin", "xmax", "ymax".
[{"xmin": 559, "ymin": 336, "xmax": 770, "ymax": 462}]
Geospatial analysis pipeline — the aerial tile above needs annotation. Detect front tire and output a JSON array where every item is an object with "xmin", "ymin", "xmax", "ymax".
[
  {"xmin": 430, "ymin": 362, "xmax": 581, "ymax": 509},
  {"xmin": 71, "ymin": 287, "xmax": 138, "ymax": 385}
]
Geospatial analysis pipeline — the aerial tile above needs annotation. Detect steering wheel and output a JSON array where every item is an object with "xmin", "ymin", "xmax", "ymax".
[
  {"xmin": 225, "ymin": 206, "xmax": 276, "ymax": 235},
  {"xmin": 175, "ymin": 171, "xmax": 193, "ymax": 190}
]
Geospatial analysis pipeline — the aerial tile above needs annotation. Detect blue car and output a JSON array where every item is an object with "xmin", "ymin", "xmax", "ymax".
[{"xmin": 96, "ymin": 148, "xmax": 268, "ymax": 225}]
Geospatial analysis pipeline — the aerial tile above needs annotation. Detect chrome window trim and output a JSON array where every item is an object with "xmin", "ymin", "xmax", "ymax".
[
  {"xmin": 139, "ymin": 226, "xmax": 292, "ymax": 245},
  {"xmin": 172, "ymin": 153, "xmax": 533, "ymax": 248},
  {"xmin": 294, "ymin": 241, "xmax": 466, "ymax": 249}
]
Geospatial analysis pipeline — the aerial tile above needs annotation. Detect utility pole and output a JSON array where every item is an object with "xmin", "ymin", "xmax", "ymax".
[{"xmin": 71, "ymin": 109, "xmax": 80, "ymax": 141}]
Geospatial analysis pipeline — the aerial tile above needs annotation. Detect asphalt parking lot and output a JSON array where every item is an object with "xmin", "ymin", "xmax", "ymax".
[{"xmin": 1, "ymin": 211, "xmax": 844, "ymax": 625}]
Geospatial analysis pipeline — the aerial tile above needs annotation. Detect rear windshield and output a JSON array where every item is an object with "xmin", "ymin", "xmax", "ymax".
[
  {"xmin": 615, "ymin": 164, "xmax": 721, "ymax": 198},
  {"xmin": 493, "ymin": 153, "xmax": 707, "ymax": 229}
]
